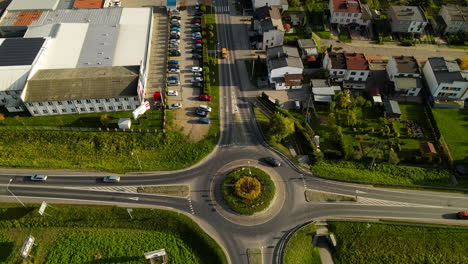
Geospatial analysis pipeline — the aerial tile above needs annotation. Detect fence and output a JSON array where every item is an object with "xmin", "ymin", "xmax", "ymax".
[{"xmin": 0, "ymin": 125, "xmax": 161, "ymax": 133}]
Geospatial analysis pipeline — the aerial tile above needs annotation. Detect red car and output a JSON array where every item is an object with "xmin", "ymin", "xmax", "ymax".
[
  {"xmin": 193, "ymin": 40, "xmax": 202, "ymax": 44},
  {"xmin": 153, "ymin": 91, "xmax": 161, "ymax": 100},
  {"xmin": 457, "ymin": 212, "xmax": 468, "ymax": 219},
  {"xmin": 199, "ymin": 94, "xmax": 212, "ymax": 101},
  {"xmin": 191, "ymin": 19, "xmax": 201, "ymax": 24}
]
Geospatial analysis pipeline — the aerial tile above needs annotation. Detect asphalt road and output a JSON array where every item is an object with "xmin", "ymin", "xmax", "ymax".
[{"xmin": 1, "ymin": 3, "xmax": 468, "ymax": 264}]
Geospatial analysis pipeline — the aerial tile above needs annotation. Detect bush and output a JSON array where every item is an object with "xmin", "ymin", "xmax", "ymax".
[{"xmin": 234, "ymin": 176, "xmax": 262, "ymax": 200}]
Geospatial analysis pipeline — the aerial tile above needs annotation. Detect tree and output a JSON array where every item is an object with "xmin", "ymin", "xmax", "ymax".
[
  {"xmin": 335, "ymin": 91, "xmax": 350, "ymax": 109},
  {"xmin": 353, "ymin": 96, "xmax": 366, "ymax": 107},
  {"xmin": 388, "ymin": 149, "xmax": 400, "ymax": 165},
  {"xmin": 461, "ymin": 54, "xmax": 468, "ymax": 70},
  {"xmin": 14, "ymin": 115, "xmax": 24, "ymax": 125},
  {"xmin": 268, "ymin": 113, "xmax": 295, "ymax": 142},
  {"xmin": 100, "ymin": 114, "xmax": 112, "ymax": 127}
]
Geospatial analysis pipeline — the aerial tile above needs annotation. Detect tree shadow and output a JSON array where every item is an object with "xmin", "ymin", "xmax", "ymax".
[
  {"xmin": 0, "ymin": 242, "xmax": 14, "ymax": 262},
  {"xmin": 0, "ymin": 207, "xmax": 35, "ymax": 220}
]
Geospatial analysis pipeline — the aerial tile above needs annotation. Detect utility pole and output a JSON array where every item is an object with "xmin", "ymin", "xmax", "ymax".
[
  {"xmin": 7, "ymin": 179, "xmax": 26, "ymax": 208},
  {"xmin": 251, "ymin": 59, "xmax": 255, "ymax": 81}
]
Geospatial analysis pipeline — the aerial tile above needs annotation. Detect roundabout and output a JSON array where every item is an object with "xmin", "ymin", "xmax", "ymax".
[{"xmin": 211, "ymin": 159, "xmax": 286, "ymax": 226}]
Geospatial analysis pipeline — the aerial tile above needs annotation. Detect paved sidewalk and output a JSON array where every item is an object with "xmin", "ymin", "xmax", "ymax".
[{"xmin": 316, "ymin": 224, "xmax": 335, "ymax": 264}]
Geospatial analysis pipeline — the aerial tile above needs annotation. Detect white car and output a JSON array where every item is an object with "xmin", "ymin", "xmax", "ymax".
[
  {"xmin": 169, "ymin": 103, "xmax": 182, "ymax": 109},
  {"xmin": 199, "ymin": 104, "xmax": 212, "ymax": 112},
  {"xmin": 167, "ymin": 90, "xmax": 178, "ymax": 96},
  {"xmin": 169, "ymin": 43, "xmax": 179, "ymax": 48},
  {"xmin": 30, "ymin": 174, "xmax": 48, "ymax": 181},
  {"xmin": 191, "ymin": 77, "xmax": 203, "ymax": 82},
  {"xmin": 167, "ymin": 68, "xmax": 180, "ymax": 73},
  {"xmin": 171, "ymin": 9, "xmax": 180, "ymax": 14},
  {"xmin": 192, "ymin": 32, "xmax": 202, "ymax": 37},
  {"xmin": 170, "ymin": 31, "xmax": 180, "ymax": 36},
  {"xmin": 191, "ymin": 66, "xmax": 203, "ymax": 72},
  {"xmin": 170, "ymin": 39, "xmax": 180, "ymax": 44}
]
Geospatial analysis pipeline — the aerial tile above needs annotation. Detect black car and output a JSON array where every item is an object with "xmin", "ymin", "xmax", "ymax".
[
  {"xmin": 192, "ymin": 54, "xmax": 202, "ymax": 60},
  {"xmin": 170, "ymin": 35, "xmax": 180, "ymax": 40},
  {"xmin": 171, "ymin": 16, "xmax": 181, "ymax": 20},
  {"xmin": 195, "ymin": 10, "xmax": 203, "ymax": 16},
  {"xmin": 195, "ymin": 108, "xmax": 208, "ymax": 117},
  {"xmin": 168, "ymin": 64, "xmax": 180, "ymax": 69},
  {"xmin": 192, "ymin": 83, "xmax": 203, "ymax": 88},
  {"xmin": 263, "ymin": 157, "xmax": 281, "ymax": 167},
  {"xmin": 170, "ymin": 51, "xmax": 181, "ymax": 56},
  {"xmin": 191, "ymin": 27, "xmax": 201, "ymax": 32},
  {"xmin": 191, "ymin": 49, "xmax": 202, "ymax": 54},
  {"xmin": 171, "ymin": 22, "xmax": 180, "ymax": 27}
]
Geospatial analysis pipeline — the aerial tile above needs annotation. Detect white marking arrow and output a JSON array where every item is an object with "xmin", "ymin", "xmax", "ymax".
[
  {"xmin": 128, "ymin": 197, "xmax": 139, "ymax": 201},
  {"xmin": 355, "ymin": 190, "xmax": 366, "ymax": 194}
]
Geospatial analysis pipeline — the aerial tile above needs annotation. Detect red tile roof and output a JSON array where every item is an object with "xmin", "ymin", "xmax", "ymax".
[
  {"xmin": 345, "ymin": 53, "xmax": 369, "ymax": 70},
  {"xmin": 13, "ymin": 11, "xmax": 43, "ymax": 26},
  {"xmin": 73, "ymin": 0, "xmax": 104, "ymax": 8},
  {"xmin": 420, "ymin": 142, "xmax": 437, "ymax": 154},
  {"xmin": 332, "ymin": 0, "xmax": 362, "ymax": 13}
]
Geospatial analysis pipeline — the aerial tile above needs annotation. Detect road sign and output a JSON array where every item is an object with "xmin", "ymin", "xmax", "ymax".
[
  {"xmin": 20, "ymin": 235, "xmax": 35, "ymax": 258},
  {"xmin": 38, "ymin": 201, "xmax": 47, "ymax": 216},
  {"xmin": 127, "ymin": 208, "xmax": 133, "ymax": 219}
]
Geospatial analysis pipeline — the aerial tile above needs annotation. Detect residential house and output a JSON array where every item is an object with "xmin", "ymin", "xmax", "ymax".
[
  {"xmin": 297, "ymin": 39, "xmax": 319, "ymax": 62},
  {"xmin": 383, "ymin": 99, "xmax": 401, "ymax": 120},
  {"xmin": 388, "ymin": 6, "xmax": 428, "ymax": 35},
  {"xmin": 386, "ymin": 56, "xmax": 422, "ymax": 96},
  {"xmin": 266, "ymin": 45, "xmax": 304, "ymax": 90},
  {"xmin": 422, "ymin": 57, "xmax": 468, "ymax": 102},
  {"xmin": 252, "ymin": 0, "xmax": 288, "ymax": 10},
  {"xmin": 329, "ymin": 0, "xmax": 372, "ymax": 27},
  {"xmin": 323, "ymin": 52, "xmax": 370, "ymax": 89},
  {"xmin": 252, "ymin": 5, "xmax": 285, "ymax": 49},
  {"xmin": 311, "ymin": 79, "xmax": 341, "ymax": 102},
  {"xmin": 439, "ymin": 5, "xmax": 468, "ymax": 34}
]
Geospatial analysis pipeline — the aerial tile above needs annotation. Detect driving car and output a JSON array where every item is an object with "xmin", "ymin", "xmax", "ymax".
[
  {"xmin": 167, "ymin": 76, "xmax": 178, "ymax": 81},
  {"xmin": 30, "ymin": 174, "xmax": 48, "ymax": 181},
  {"xmin": 195, "ymin": 108, "xmax": 208, "ymax": 117},
  {"xmin": 198, "ymin": 104, "xmax": 212, "ymax": 112},
  {"xmin": 457, "ymin": 212, "xmax": 468, "ymax": 219},
  {"xmin": 199, "ymin": 94, "xmax": 212, "ymax": 101},
  {"xmin": 191, "ymin": 77, "xmax": 203, "ymax": 82},
  {"xmin": 168, "ymin": 60, "xmax": 179, "ymax": 64},
  {"xmin": 191, "ymin": 66, "xmax": 203, "ymax": 72},
  {"xmin": 103, "ymin": 176, "xmax": 121, "ymax": 183},
  {"xmin": 168, "ymin": 103, "xmax": 182, "ymax": 109},
  {"xmin": 263, "ymin": 157, "xmax": 281, "ymax": 167},
  {"xmin": 167, "ymin": 90, "xmax": 178, "ymax": 96},
  {"xmin": 167, "ymin": 68, "xmax": 180, "ymax": 73}
]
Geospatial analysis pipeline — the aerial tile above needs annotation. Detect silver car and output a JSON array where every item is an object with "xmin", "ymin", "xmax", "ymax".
[
  {"xmin": 30, "ymin": 174, "xmax": 48, "ymax": 181},
  {"xmin": 103, "ymin": 176, "xmax": 121, "ymax": 183}
]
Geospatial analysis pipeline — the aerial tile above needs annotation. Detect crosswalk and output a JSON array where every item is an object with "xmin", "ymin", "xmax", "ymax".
[
  {"xmin": 215, "ymin": 5, "xmax": 230, "ymax": 13},
  {"xmin": 357, "ymin": 197, "xmax": 440, "ymax": 208}
]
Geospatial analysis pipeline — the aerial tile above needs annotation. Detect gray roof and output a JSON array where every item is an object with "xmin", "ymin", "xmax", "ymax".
[
  {"xmin": 393, "ymin": 56, "xmax": 419, "ymax": 74},
  {"xmin": 443, "ymin": 5, "xmax": 468, "ymax": 22},
  {"xmin": 266, "ymin": 45, "xmax": 300, "ymax": 59},
  {"xmin": 268, "ymin": 56, "xmax": 303, "ymax": 70},
  {"xmin": 267, "ymin": 45, "xmax": 303, "ymax": 70},
  {"xmin": 24, "ymin": 66, "xmax": 139, "ymax": 102},
  {"xmin": 57, "ymin": 0, "xmax": 74, "ymax": 9},
  {"xmin": 76, "ymin": 24, "xmax": 119, "ymax": 68},
  {"xmin": 0, "ymin": 38, "xmax": 45, "ymax": 66},
  {"xmin": 35, "ymin": 8, "xmax": 122, "ymax": 26},
  {"xmin": 384, "ymin": 100, "xmax": 401, "ymax": 115},
  {"xmin": 7, "ymin": 0, "xmax": 60, "ymax": 11},
  {"xmin": 311, "ymin": 79, "xmax": 330, "ymax": 87},
  {"xmin": 260, "ymin": 19, "xmax": 275, "ymax": 31},
  {"xmin": 389, "ymin": 6, "xmax": 427, "ymax": 22},
  {"xmin": 298, "ymin": 39, "xmax": 317, "ymax": 49},
  {"xmin": 428, "ymin": 57, "xmax": 466, "ymax": 84},
  {"xmin": 254, "ymin": 6, "xmax": 270, "ymax": 20}
]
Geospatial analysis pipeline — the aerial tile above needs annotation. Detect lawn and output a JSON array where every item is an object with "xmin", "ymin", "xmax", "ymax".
[
  {"xmin": 0, "ymin": 129, "xmax": 215, "ymax": 172},
  {"xmin": 0, "ymin": 108, "xmax": 163, "ymax": 130},
  {"xmin": 0, "ymin": 203, "xmax": 227, "ymax": 264},
  {"xmin": 329, "ymin": 221, "xmax": 468, "ymax": 264},
  {"xmin": 283, "ymin": 223, "xmax": 321, "ymax": 264},
  {"xmin": 431, "ymin": 108, "xmax": 468, "ymax": 163}
]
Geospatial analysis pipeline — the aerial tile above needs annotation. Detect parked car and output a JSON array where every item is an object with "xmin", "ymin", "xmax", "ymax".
[
  {"xmin": 171, "ymin": 9, "xmax": 180, "ymax": 14},
  {"xmin": 170, "ymin": 18, "xmax": 180, "ymax": 23},
  {"xmin": 170, "ymin": 22, "xmax": 180, "ymax": 27},
  {"xmin": 170, "ymin": 31, "xmax": 180, "ymax": 36},
  {"xmin": 168, "ymin": 103, "xmax": 182, "ymax": 109},
  {"xmin": 167, "ymin": 75, "xmax": 178, "ymax": 81},
  {"xmin": 193, "ymin": 15, "xmax": 202, "ymax": 20},
  {"xmin": 170, "ymin": 39, "xmax": 180, "ymax": 44},
  {"xmin": 193, "ymin": 39, "xmax": 202, "ymax": 44},
  {"xmin": 168, "ymin": 64, "xmax": 180, "ymax": 69},
  {"xmin": 168, "ymin": 59, "xmax": 179, "ymax": 64},
  {"xmin": 171, "ymin": 27, "xmax": 180, "ymax": 32},
  {"xmin": 170, "ymin": 35, "xmax": 180, "ymax": 40},
  {"xmin": 192, "ymin": 43, "xmax": 202, "ymax": 49},
  {"xmin": 191, "ymin": 27, "xmax": 201, "ymax": 33},
  {"xmin": 167, "ymin": 80, "xmax": 180, "ymax": 86},
  {"xmin": 171, "ymin": 16, "xmax": 181, "ymax": 20},
  {"xmin": 192, "ymin": 54, "xmax": 202, "ymax": 60},
  {"xmin": 198, "ymin": 104, "xmax": 211, "ymax": 112},
  {"xmin": 170, "ymin": 51, "xmax": 181, "ymax": 56},
  {"xmin": 191, "ymin": 49, "xmax": 202, "ymax": 54},
  {"xmin": 191, "ymin": 23, "xmax": 201, "ymax": 28},
  {"xmin": 169, "ymin": 43, "xmax": 179, "ymax": 48},
  {"xmin": 103, "ymin": 176, "xmax": 121, "ymax": 183},
  {"xmin": 199, "ymin": 94, "xmax": 212, "ymax": 101},
  {"xmin": 191, "ymin": 77, "xmax": 203, "ymax": 82},
  {"xmin": 191, "ymin": 18, "xmax": 201, "ymax": 24},
  {"xmin": 192, "ymin": 82, "xmax": 204, "ymax": 88},
  {"xmin": 193, "ymin": 72, "xmax": 203, "ymax": 77},
  {"xmin": 196, "ymin": 108, "xmax": 208, "ymax": 117},
  {"xmin": 199, "ymin": 117, "xmax": 210, "ymax": 124},
  {"xmin": 191, "ymin": 66, "xmax": 203, "ymax": 72},
  {"xmin": 30, "ymin": 174, "xmax": 48, "ymax": 181},
  {"xmin": 195, "ymin": 10, "xmax": 203, "ymax": 16},
  {"xmin": 457, "ymin": 212, "xmax": 468, "ymax": 219},
  {"xmin": 195, "ymin": 3, "xmax": 200, "ymax": 9},
  {"xmin": 170, "ymin": 48, "xmax": 181, "ymax": 53},
  {"xmin": 167, "ymin": 68, "xmax": 180, "ymax": 73},
  {"xmin": 192, "ymin": 35, "xmax": 202, "ymax": 40},
  {"xmin": 167, "ymin": 90, "xmax": 178, "ymax": 96},
  {"xmin": 263, "ymin": 157, "xmax": 281, "ymax": 167}
]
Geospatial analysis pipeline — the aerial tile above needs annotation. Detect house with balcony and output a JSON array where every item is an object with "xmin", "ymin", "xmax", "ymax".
[
  {"xmin": 266, "ymin": 45, "xmax": 304, "ymax": 90},
  {"xmin": 438, "ymin": 5, "xmax": 468, "ymax": 34},
  {"xmin": 422, "ymin": 57, "xmax": 468, "ymax": 105},
  {"xmin": 329, "ymin": 0, "xmax": 372, "ymax": 28},
  {"xmin": 323, "ymin": 52, "xmax": 370, "ymax": 89},
  {"xmin": 252, "ymin": 5, "xmax": 285, "ymax": 49},
  {"xmin": 386, "ymin": 56, "xmax": 422, "ymax": 96},
  {"xmin": 388, "ymin": 6, "xmax": 428, "ymax": 35}
]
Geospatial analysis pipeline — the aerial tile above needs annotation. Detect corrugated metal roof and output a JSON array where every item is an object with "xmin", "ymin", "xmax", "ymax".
[
  {"xmin": 57, "ymin": 0, "xmax": 75, "ymax": 9},
  {"xmin": 7, "ymin": 0, "xmax": 60, "ymax": 11},
  {"xmin": 76, "ymin": 24, "xmax": 118, "ymax": 68},
  {"xmin": 0, "ymin": 66, "xmax": 31, "ymax": 92},
  {"xmin": 25, "ymin": 66, "xmax": 139, "ymax": 102},
  {"xmin": 32, "ymin": 8, "xmax": 122, "ymax": 25},
  {"xmin": 73, "ymin": 0, "xmax": 104, "ymax": 9},
  {"xmin": 0, "ymin": 38, "xmax": 45, "ymax": 66}
]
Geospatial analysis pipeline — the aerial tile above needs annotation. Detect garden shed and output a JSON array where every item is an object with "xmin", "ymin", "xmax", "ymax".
[
  {"xmin": 118, "ymin": 118, "xmax": 131, "ymax": 129},
  {"xmin": 420, "ymin": 142, "xmax": 437, "ymax": 156},
  {"xmin": 383, "ymin": 100, "xmax": 401, "ymax": 120}
]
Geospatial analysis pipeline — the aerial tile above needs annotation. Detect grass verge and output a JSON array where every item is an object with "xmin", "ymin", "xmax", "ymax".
[
  {"xmin": 247, "ymin": 248, "xmax": 262, "ymax": 264},
  {"xmin": 283, "ymin": 223, "xmax": 321, "ymax": 264},
  {"xmin": 305, "ymin": 189, "xmax": 357, "ymax": 202},
  {"xmin": 221, "ymin": 166, "xmax": 276, "ymax": 215},
  {"xmin": 0, "ymin": 203, "xmax": 227, "ymax": 264},
  {"xmin": 137, "ymin": 185, "xmax": 190, "ymax": 197},
  {"xmin": 328, "ymin": 221, "xmax": 468, "ymax": 264}
]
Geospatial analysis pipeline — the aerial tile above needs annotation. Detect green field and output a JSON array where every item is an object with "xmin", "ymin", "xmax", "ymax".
[
  {"xmin": 0, "ymin": 130, "xmax": 215, "ymax": 172},
  {"xmin": 432, "ymin": 108, "xmax": 468, "ymax": 163},
  {"xmin": 283, "ymin": 223, "xmax": 321, "ymax": 264},
  {"xmin": 329, "ymin": 221, "xmax": 468, "ymax": 264},
  {"xmin": 0, "ymin": 204, "xmax": 227, "ymax": 264}
]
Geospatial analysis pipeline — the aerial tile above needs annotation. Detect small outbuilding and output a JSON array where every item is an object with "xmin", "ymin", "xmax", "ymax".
[
  {"xmin": 118, "ymin": 118, "xmax": 131, "ymax": 129},
  {"xmin": 383, "ymin": 100, "xmax": 401, "ymax": 120},
  {"xmin": 420, "ymin": 142, "xmax": 437, "ymax": 156}
]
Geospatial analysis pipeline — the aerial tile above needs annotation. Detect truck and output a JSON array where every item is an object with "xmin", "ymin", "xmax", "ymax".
[{"xmin": 221, "ymin": 48, "xmax": 228, "ymax": 59}]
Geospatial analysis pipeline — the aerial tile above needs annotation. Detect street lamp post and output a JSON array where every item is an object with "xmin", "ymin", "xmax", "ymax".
[
  {"xmin": 7, "ymin": 179, "xmax": 26, "ymax": 208},
  {"xmin": 131, "ymin": 151, "xmax": 143, "ymax": 170}
]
